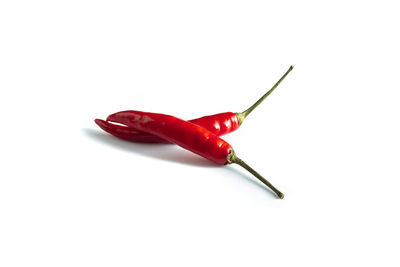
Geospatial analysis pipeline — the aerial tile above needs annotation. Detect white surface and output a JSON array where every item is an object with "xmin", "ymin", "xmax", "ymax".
[{"xmin": 1, "ymin": 1, "xmax": 399, "ymax": 266}]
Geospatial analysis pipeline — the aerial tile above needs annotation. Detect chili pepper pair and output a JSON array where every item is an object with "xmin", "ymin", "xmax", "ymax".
[{"xmin": 95, "ymin": 66, "xmax": 293, "ymax": 198}]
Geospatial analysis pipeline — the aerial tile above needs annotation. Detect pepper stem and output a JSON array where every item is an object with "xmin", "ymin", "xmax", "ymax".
[
  {"xmin": 236, "ymin": 65, "xmax": 294, "ymax": 125},
  {"xmin": 227, "ymin": 151, "xmax": 284, "ymax": 199}
]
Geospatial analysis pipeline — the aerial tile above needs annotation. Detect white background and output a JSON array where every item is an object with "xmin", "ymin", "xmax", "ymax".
[{"xmin": 1, "ymin": 1, "xmax": 399, "ymax": 266}]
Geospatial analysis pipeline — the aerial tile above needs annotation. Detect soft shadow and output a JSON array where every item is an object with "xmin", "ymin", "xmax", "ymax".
[
  {"xmin": 82, "ymin": 128, "xmax": 218, "ymax": 167},
  {"xmin": 83, "ymin": 128, "xmax": 281, "ymax": 198}
]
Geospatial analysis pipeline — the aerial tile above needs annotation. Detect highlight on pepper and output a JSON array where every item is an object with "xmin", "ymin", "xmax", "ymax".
[{"xmin": 95, "ymin": 66, "xmax": 293, "ymax": 198}]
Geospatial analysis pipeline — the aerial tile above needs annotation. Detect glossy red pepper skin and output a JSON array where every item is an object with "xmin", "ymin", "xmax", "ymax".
[
  {"xmin": 95, "ymin": 119, "xmax": 169, "ymax": 143},
  {"xmin": 97, "ymin": 112, "xmax": 240, "ymax": 143},
  {"xmin": 107, "ymin": 110, "xmax": 233, "ymax": 165},
  {"xmin": 186, "ymin": 112, "xmax": 240, "ymax": 136},
  {"xmin": 98, "ymin": 66, "xmax": 294, "ymax": 144}
]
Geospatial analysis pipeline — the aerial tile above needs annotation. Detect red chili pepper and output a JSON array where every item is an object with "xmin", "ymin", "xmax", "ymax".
[
  {"xmin": 106, "ymin": 110, "xmax": 284, "ymax": 198},
  {"xmin": 95, "ymin": 112, "xmax": 239, "ymax": 143},
  {"xmin": 95, "ymin": 118, "xmax": 170, "ymax": 143},
  {"xmin": 97, "ymin": 66, "xmax": 293, "ymax": 143}
]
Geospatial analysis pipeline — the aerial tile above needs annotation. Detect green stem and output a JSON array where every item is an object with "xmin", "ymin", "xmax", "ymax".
[
  {"xmin": 227, "ymin": 151, "xmax": 284, "ymax": 199},
  {"xmin": 236, "ymin": 65, "xmax": 293, "ymax": 125}
]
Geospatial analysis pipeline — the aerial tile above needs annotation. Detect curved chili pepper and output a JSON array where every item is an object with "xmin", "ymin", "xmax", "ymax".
[
  {"xmin": 95, "ymin": 112, "xmax": 239, "ymax": 143},
  {"xmin": 106, "ymin": 110, "xmax": 284, "ymax": 198},
  {"xmin": 100, "ymin": 66, "xmax": 293, "ymax": 143}
]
